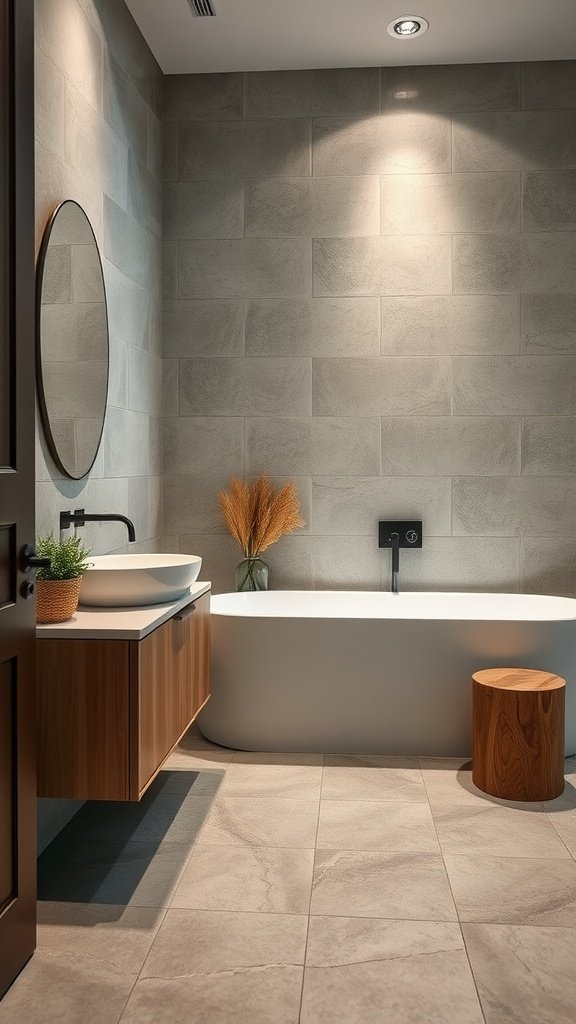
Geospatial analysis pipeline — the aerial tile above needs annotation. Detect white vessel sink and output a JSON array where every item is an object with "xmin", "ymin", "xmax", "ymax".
[{"xmin": 79, "ymin": 554, "xmax": 202, "ymax": 607}]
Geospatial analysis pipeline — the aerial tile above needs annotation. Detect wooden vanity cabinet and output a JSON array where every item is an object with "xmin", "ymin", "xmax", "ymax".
[{"xmin": 36, "ymin": 591, "xmax": 211, "ymax": 801}]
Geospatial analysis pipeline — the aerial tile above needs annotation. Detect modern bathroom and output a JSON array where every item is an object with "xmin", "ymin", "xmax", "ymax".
[{"xmin": 1, "ymin": 0, "xmax": 576, "ymax": 1020}]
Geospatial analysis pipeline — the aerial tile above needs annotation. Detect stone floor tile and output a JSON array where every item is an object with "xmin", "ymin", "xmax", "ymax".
[
  {"xmin": 37, "ymin": 902, "xmax": 163, "ymax": 971},
  {"xmin": 141, "ymin": 907, "xmax": 307, "ymax": 977},
  {"xmin": 421, "ymin": 759, "xmax": 542, "ymax": 810},
  {"xmin": 197, "ymin": 796, "xmax": 319, "ymax": 848},
  {"xmin": 232, "ymin": 751, "xmax": 323, "ymax": 766},
  {"xmin": 219, "ymin": 763, "xmax": 322, "ymax": 800},
  {"xmin": 464, "ymin": 923, "xmax": 576, "ymax": 1024},
  {"xmin": 311, "ymin": 850, "xmax": 457, "ymax": 920},
  {"xmin": 322, "ymin": 757, "xmax": 427, "ymax": 803},
  {"xmin": 171, "ymin": 843, "xmax": 314, "ymax": 914},
  {"xmin": 38, "ymin": 837, "xmax": 192, "ymax": 908},
  {"xmin": 445, "ymin": 853, "xmax": 576, "ymax": 924},
  {"xmin": 0, "ymin": 903, "xmax": 160, "ymax": 1024},
  {"xmin": 434, "ymin": 803, "xmax": 570, "ymax": 858},
  {"xmin": 316, "ymin": 800, "xmax": 439, "ymax": 853},
  {"xmin": 301, "ymin": 916, "xmax": 484, "ymax": 1024}
]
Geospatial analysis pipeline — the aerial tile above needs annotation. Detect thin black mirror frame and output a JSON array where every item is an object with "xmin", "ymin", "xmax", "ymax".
[{"xmin": 35, "ymin": 199, "xmax": 110, "ymax": 481}]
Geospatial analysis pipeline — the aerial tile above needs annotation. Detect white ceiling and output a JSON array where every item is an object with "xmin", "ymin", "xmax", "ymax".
[{"xmin": 125, "ymin": 0, "xmax": 576, "ymax": 75}]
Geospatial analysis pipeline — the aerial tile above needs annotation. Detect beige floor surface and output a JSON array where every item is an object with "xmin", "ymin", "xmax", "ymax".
[{"xmin": 1, "ymin": 727, "xmax": 575, "ymax": 1024}]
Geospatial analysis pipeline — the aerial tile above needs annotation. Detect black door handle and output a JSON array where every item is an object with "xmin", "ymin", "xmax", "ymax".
[{"xmin": 21, "ymin": 544, "xmax": 51, "ymax": 572}]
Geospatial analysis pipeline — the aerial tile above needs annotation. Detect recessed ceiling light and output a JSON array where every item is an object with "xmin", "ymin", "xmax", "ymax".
[{"xmin": 386, "ymin": 15, "xmax": 429, "ymax": 39}]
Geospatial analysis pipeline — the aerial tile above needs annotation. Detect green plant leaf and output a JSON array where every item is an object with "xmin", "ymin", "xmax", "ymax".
[{"xmin": 35, "ymin": 534, "xmax": 93, "ymax": 581}]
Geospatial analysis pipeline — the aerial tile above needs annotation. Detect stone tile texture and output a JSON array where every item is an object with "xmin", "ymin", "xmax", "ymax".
[
  {"xmin": 35, "ymin": 0, "xmax": 164, "ymax": 852},
  {"xmin": 163, "ymin": 60, "xmax": 576, "ymax": 596},
  {"xmin": 8, "ymin": 743, "xmax": 576, "ymax": 1023}
]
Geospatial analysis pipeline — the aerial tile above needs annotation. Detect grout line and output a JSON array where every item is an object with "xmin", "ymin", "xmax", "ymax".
[
  {"xmin": 419, "ymin": 765, "xmax": 488, "ymax": 1024},
  {"xmin": 297, "ymin": 752, "xmax": 325, "ymax": 1022}
]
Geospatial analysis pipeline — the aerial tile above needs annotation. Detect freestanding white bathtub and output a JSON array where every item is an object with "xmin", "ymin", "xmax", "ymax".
[{"xmin": 198, "ymin": 591, "xmax": 576, "ymax": 757}]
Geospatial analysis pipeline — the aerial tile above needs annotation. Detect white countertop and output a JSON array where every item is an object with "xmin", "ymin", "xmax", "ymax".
[{"xmin": 36, "ymin": 582, "xmax": 211, "ymax": 641}]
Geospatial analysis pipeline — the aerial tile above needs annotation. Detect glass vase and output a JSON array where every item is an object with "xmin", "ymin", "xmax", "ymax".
[{"xmin": 236, "ymin": 557, "xmax": 269, "ymax": 592}]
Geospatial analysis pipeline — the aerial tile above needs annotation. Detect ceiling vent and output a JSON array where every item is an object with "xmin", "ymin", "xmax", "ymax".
[{"xmin": 189, "ymin": 0, "xmax": 216, "ymax": 15}]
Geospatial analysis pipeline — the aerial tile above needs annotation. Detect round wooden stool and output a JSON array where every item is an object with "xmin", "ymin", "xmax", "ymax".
[{"xmin": 472, "ymin": 668, "xmax": 565, "ymax": 802}]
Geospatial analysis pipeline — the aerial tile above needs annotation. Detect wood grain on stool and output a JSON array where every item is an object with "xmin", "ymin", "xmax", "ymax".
[{"xmin": 472, "ymin": 668, "xmax": 565, "ymax": 802}]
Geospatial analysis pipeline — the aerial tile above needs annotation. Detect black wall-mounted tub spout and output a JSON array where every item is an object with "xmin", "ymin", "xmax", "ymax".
[
  {"xmin": 378, "ymin": 520, "xmax": 423, "ymax": 593},
  {"xmin": 390, "ymin": 532, "xmax": 400, "ymax": 593},
  {"xmin": 60, "ymin": 508, "xmax": 136, "ymax": 543}
]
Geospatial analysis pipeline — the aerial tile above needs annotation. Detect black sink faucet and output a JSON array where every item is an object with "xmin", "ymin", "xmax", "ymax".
[{"xmin": 60, "ymin": 508, "xmax": 136, "ymax": 543}]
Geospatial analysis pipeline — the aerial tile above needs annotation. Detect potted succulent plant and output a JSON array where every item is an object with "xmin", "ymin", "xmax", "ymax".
[{"xmin": 35, "ymin": 534, "xmax": 92, "ymax": 623}]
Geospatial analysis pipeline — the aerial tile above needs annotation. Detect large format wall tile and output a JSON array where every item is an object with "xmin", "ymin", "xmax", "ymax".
[
  {"xmin": 522, "ymin": 418, "xmax": 576, "ymax": 476},
  {"xmin": 104, "ymin": 196, "xmax": 151, "ymax": 289},
  {"xmin": 35, "ymin": 45, "xmax": 66, "ymax": 161},
  {"xmin": 180, "ymin": 238, "xmax": 311, "ymax": 298},
  {"xmin": 164, "ymin": 73, "xmax": 243, "ymax": 120},
  {"xmin": 162, "ymin": 59, "xmax": 576, "ymax": 599},
  {"xmin": 389, "ymin": 538, "xmax": 520, "ymax": 593},
  {"xmin": 380, "ymin": 173, "xmax": 520, "ymax": 235},
  {"xmin": 179, "ymin": 357, "xmax": 312, "ymax": 416},
  {"xmin": 523, "ymin": 171, "xmax": 576, "ymax": 231},
  {"xmin": 103, "ymin": 54, "xmax": 149, "ymax": 167},
  {"xmin": 381, "ymin": 63, "xmax": 520, "ymax": 113},
  {"xmin": 381, "ymin": 295, "xmax": 519, "ymax": 355},
  {"xmin": 313, "ymin": 115, "xmax": 451, "ymax": 175},
  {"xmin": 313, "ymin": 236, "xmax": 451, "ymax": 296},
  {"xmin": 164, "ymin": 474, "xmax": 230, "ymax": 534},
  {"xmin": 313, "ymin": 357, "xmax": 451, "ymax": 417},
  {"xmin": 313, "ymin": 537, "xmax": 382, "ymax": 590},
  {"xmin": 245, "ymin": 297, "xmax": 380, "ymax": 357},
  {"xmin": 521, "ymin": 538, "xmax": 576, "ymax": 597},
  {"xmin": 453, "ymin": 111, "xmax": 576, "ymax": 171},
  {"xmin": 179, "ymin": 120, "xmax": 311, "ymax": 180},
  {"xmin": 522, "ymin": 61, "xmax": 576, "ymax": 110},
  {"xmin": 381, "ymin": 417, "xmax": 520, "ymax": 477},
  {"xmin": 453, "ymin": 477, "xmax": 576, "ymax": 536},
  {"xmin": 312, "ymin": 477, "xmax": 451, "ymax": 536},
  {"xmin": 65, "ymin": 82, "xmax": 128, "ymax": 209},
  {"xmin": 522, "ymin": 295, "xmax": 576, "ymax": 351},
  {"xmin": 245, "ymin": 68, "xmax": 380, "ymax": 118},
  {"xmin": 452, "ymin": 235, "xmax": 520, "ymax": 293},
  {"xmin": 164, "ymin": 299, "xmax": 244, "ymax": 357},
  {"xmin": 163, "ymin": 418, "xmax": 244, "ymax": 476},
  {"xmin": 36, "ymin": 0, "xmax": 103, "ymax": 113},
  {"xmin": 453, "ymin": 355, "xmax": 576, "ymax": 415},
  {"xmin": 104, "ymin": 262, "xmax": 151, "ymax": 350},
  {"xmin": 521, "ymin": 233, "xmax": 576, "ymax": 293},
  {"xmin": 163, "ymin": 181, "xmax": 243, "ymax": 240},
  {"xmin": 245, "ymin": 177, "xmax": 380, "ymax": 238},
  {"xmin": 246, "ymin": 417, "xmax": 381, "ymax": 477},
  {"xmin": 178, "ymin": 532, "xmax": 239, "ymax": 594},
  {"xmin": 36, "ymin": 0, "xmax": 164, "ymax": 854}
]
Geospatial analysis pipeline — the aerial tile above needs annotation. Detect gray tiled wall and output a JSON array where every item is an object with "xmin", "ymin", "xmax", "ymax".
[
  {"xmin": 35, "ymin": 0, "xmax": 164, "ymax": 559},
  {"xmin": 34, "ymin": 0, "xmax": 164, "ymax": 851},
  {"xmin": 163, "ymin": 61, "xmax": 576, "ymax": 596}
]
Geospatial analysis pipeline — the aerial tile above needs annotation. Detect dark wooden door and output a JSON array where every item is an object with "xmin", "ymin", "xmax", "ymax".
[{"xmin": 0, "ymin": 0, "xmax": 36, "ymax": 998}]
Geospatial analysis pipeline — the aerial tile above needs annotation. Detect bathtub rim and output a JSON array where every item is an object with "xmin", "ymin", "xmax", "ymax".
[{"xmin": 210, "ymin": 589, "xmax": 576, "ymax": 624}]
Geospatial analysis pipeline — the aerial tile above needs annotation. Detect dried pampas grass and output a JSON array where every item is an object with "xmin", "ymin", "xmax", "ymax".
[{"xmin": 219, "ymin": 475, "xmax": 304, "ymax": 557}]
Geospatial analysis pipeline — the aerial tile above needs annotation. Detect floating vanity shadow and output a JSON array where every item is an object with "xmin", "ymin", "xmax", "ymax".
[{"xmin": 37, "ymin": 770, "xmax": 222, "ymax": 906}]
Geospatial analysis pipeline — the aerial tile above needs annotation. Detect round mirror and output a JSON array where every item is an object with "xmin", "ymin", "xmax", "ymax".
[{"xmin": 36, "ymin": 200, "xmax": 109, "ymax": 480}]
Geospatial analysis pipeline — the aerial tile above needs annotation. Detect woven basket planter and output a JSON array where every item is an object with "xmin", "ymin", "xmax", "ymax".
[{"xmin": 36, "ymin": 577, "xmax": 82, "ymax": 624}]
